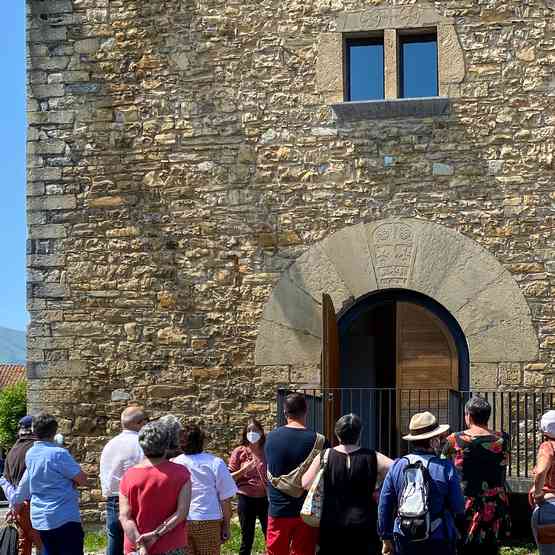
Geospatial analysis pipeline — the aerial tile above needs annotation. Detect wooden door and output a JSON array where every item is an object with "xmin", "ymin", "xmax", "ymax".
[
  {"xmin": 396, "ymin": 302, "xmax": 458, "ymax": 438},
  {"xmin": 322, "ymin": 294, "xmax": 341, "ymax": 442}
]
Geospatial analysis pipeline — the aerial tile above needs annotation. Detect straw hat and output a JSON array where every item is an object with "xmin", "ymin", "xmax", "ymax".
[{"xmin": 402, "ymin": 411, "xmax": 450, "ymax": 441}]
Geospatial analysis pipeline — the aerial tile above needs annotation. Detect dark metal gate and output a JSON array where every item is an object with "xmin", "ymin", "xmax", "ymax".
[{"xmin": 277, "ymin": 387, "xmax": 554, "ymax": 481}]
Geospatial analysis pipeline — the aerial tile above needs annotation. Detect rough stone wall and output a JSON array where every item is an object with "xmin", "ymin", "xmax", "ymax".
[{"xmin": 27, "ymin": 0, "xmax": 554, "ymax": 521}]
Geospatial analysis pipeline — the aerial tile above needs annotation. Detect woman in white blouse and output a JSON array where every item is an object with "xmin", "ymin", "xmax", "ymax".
[{"xmin": 173, "ymin": 424, "xmax": 237, "ymax": 555}]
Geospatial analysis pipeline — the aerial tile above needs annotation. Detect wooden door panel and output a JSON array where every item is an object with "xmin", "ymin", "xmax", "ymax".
[
  {"xmin": 322, "ymin": 293, "xmax": 341, "ymax": 442},
  {"xmin": 397, "ymin": 302, "xmax": 458, "ymax": 390},
  {"xmin": 397, "ymin": 302, "xmax": 458, "ymax": 436}
]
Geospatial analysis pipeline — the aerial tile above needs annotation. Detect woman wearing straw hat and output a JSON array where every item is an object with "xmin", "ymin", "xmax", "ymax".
[
  {"xmin": 378, "ymin": 411, "xmax": 464, "ymax": 555},
  {"xmin": 531, "ymin": 410, "xmax": 555, "ymax": 554}
]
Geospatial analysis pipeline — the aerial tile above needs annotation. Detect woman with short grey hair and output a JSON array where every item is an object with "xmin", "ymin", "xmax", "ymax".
[
  {"xmin": 139, "ymin": 421, "xmax": 170, "ymax": 457},
  {"xmin": 119, "ymin": 421, "xmax": 192, "ymax": 555},
  {"xmin": 159, "ymin": 415, "xmax": 183, "ymax": 459}
]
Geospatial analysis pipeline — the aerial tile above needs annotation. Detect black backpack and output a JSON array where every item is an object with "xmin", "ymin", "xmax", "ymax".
[{"xmin": 0, "ymin": 525, "xmax": 18, "ymax": 555}]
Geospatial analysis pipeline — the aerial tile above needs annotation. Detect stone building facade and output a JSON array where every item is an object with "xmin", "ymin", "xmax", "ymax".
[{"xmin": 27, "ymin": 0, "xmax": 554, "ymax": 519}]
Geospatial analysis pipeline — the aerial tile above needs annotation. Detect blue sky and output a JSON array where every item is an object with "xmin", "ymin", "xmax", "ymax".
[{"xmin": 0, "ymin": 3, "xmax": 26, "ymax": 331}]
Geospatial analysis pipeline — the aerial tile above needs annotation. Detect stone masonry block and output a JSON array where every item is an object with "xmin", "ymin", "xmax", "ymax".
[
  {"xmin": 28, "ymin": 167, "xmax": 63, "ymax": 182},
  {"xmin": 31, "ymin": 84, "xmax": 65, "ymax": 98},
  {"xmin": 29, "ymin": 26, "xmax": 67, "ymax": 43},
  {"xmin": 28, "ymin": 195, "xmax": 76, "ymax": 211},
  {"xmin": 470, "ymin": 363, "xmax": 498, "ymax": 390},
  {"xmin": 27, "ymin": 255, "xmax": 65, "ymax": 268},
  {"xmin": 29, "ymin": 140, "xmax": 67, "ymax": 155},
  {"xmin": 29, "ymin": 224, "xmax": 66, "ymax": 239},
  {"xmin": 30, "ymin": 0, "xmax": 73, "ymax": 15}
]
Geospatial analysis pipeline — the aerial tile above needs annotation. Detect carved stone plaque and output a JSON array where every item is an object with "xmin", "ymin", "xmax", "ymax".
[{"xmin": 371, "ymin": 222, "xmax": 416, "ymax": 288}]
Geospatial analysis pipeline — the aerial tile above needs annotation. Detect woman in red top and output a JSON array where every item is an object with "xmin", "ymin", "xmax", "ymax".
[
  {"xmin": 119, "ymin": 421, "xmax": 192, "ymax": 555},
  {"xmin": 228, "ymin": 418, "xmax": 268, "ymax": 555}
]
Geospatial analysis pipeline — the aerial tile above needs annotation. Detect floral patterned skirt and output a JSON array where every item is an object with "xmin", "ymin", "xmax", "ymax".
[{"xmin": 463, "ymin": 487, "xmax": 511, "ymax": 546}]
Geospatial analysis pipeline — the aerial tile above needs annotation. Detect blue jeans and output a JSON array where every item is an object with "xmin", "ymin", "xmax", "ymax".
[
  {"xmin": 39, "ymin": 521, "xmax": 84, "ymax": 555},
  {"xmin": 107, "ymin": 496, "xmax": 124, "ymax": 555},
  {"xmin": 532, "ymin": 501, "xmax": 555, "ymax": 555}
]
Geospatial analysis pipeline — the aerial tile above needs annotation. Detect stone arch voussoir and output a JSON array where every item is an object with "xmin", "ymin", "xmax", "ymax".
[{"xmin": 254, "ymin": 218, "xmax": 539, "ymax": 372}]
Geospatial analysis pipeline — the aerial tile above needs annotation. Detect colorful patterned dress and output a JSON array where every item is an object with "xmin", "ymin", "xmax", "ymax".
[{"xmin": 443, "ymin": 431, "xmax": 511, "ymax": 549}]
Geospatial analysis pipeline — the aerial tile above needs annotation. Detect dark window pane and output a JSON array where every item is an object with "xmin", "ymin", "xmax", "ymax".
[
  {"xmin": 347, "ymin": 40, "xmax": 384, "ymax": 101},
  {"xmin": 400, "ymin": 35, "xmax": 438, "ymax": 98}
]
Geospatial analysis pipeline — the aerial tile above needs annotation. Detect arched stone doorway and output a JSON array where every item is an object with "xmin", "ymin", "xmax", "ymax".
[
  {"xmin": 256, "ymin": 218, "xmax": 537, "ymax": 369},
  {"xmin": 256, "ymin": 218, "xmax": 539, "ymax": 447},
  {"xmin": 337, "ymin": 289, "xmax": 469, "ymax": 451}
]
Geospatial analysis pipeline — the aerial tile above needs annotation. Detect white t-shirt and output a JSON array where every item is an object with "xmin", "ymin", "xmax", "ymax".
[
  {"xmin": 100, "ymin": 430, "xmax": 144, "ymax": 497},
  {"xmin": 173, "ymin": 453, "xmax": 237, "ymax": 521}
]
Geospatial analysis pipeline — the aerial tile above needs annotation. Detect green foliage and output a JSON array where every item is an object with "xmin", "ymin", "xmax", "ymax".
[
  {"xmin": 84, "ymin": 522, "xmax": 266, "ymax": 554},
  {"xmin": 84, "ymin": 531, "xmax": 107, "ymax": 553},
  {"xmin": 222, "ymin": 521, "xmax": 265, "ymax": 555},
  {"xmin": 0, "ymin": 381, "xmax": 27, "ymax": 449},
  {"xmin": 500, "ymin": 542, "xmax": 537, "ymax": 555},
  {"xmin": 84, "ymin": 526, "xmax": 533, "ymax": 555}
]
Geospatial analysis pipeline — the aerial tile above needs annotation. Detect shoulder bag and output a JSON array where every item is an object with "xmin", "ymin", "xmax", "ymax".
[
  {"xmin": 300, "ymin": 448, "xmax": 330, "ymax": 527},
  {"xmin": 267, "ymin": 433, "xmax": 326, "ymax": 498}
]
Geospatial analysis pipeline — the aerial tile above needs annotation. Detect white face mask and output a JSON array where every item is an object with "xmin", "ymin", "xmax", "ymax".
[{"xmin": 246, "ymin": 431, "xmax": 261, "ymax": 444}]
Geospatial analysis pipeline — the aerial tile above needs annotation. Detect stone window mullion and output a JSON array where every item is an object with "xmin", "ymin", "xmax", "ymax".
[{"xmin": 384, "ymin": 29, "xmax": 399, "ymax": 99}]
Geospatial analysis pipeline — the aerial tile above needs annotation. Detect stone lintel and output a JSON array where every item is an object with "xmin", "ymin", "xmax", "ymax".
[
  {"xmin": 332, "ymin": 97, "xmax": 450, "ymax": 123},
  {"xmin": 336, "ymin": 6, "xmax": 453, "ymax": 33}
]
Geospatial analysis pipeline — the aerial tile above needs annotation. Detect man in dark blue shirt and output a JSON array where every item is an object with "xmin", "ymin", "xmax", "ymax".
[
  {"xmin": 378, "ymin": 411, "xmax": 464, "ymax": 555},
  {"xmin": 264, "ymin": 393, "xmax": 325, "ymax": 555}
]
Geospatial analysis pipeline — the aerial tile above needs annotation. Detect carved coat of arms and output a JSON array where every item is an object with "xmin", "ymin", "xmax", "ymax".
[{"xmin": 371, "ymin": 222, "xmax": 416, "ymax": 288}]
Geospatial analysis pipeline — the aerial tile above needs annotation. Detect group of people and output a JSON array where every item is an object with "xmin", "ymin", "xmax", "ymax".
[{"xmin": 2, "ymin": 393, "xmax": 555, "ymax": 555}]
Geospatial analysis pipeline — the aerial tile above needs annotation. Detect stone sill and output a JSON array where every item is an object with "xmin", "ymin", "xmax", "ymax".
[{"xmin": 331, "ymin": 97, "xmax": 450, "ymax": 123}]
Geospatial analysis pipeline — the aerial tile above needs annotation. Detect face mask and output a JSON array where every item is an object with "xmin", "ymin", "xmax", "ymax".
[
  {"xmin": 54, "ymin": 433, "xmax": 64, "ymax": 446},
  {"xmin": 246, "ymin": 431, "xmax": 261, "ymax": 444}
]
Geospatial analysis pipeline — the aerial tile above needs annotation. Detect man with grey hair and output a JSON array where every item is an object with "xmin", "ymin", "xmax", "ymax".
[{"xmin": 100, "ymin": 406, "xmax": 147, "ymax": 555}]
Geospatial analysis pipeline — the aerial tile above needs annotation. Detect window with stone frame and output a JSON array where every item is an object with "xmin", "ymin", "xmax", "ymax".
[{"xmin": 316, "ymin": 4, "xmax": 465, "ymax": 119}]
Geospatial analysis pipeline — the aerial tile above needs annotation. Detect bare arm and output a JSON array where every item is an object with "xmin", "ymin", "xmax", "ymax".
[
  {"xmin": 119, "ymin": 493, "xmax": 141, "ymax": 546},
  {"xmin": 230, "ymin": 460, "xmax": 256, "ymax": 481},
  {"xmin": 301, "ymin": 453, "xmax": 321, "ymax": 490},
  {"xmin": 138, "ymin": 482, "xmax": 192, "ymax": 547},
  {"xmin": 220, "ymin": 497, "xmax": 233, "ymax": 543},
  {"xmin": 534, "ymin": 450, "xmax": 552, "ymax": 500},
  {"xmin": 376, "ymin": 452, "xmax": 394, "ymax": 486}
]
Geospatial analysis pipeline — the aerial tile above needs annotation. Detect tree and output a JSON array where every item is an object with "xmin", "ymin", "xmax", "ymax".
[{"xmin": 0, "ymin": 382, "xmax": 27, "ymax": 449}]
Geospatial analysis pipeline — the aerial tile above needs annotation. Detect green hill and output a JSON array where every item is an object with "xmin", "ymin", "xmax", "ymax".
[{"xmin": 0, "ymin": 326, "xmax": 26, "ymax": 363}]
